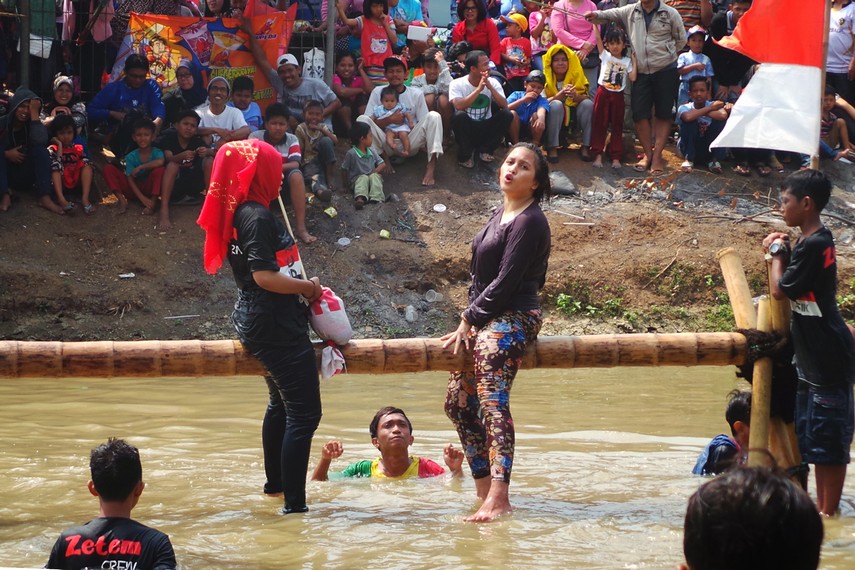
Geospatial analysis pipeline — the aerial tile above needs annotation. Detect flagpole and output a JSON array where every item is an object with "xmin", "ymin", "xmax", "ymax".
[
  {"xmin": 812, "ymin": 0, "xmax": 832, "ymax": 170},
  {"xmin": 325, "ymin": 0, "xmax": 335, "ymax": 84}
]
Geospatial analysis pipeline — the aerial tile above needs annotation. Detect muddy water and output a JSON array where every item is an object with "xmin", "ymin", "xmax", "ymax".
[{"xmin": 1, "ymin": 367, "xmax": 853, "ymax": 569}]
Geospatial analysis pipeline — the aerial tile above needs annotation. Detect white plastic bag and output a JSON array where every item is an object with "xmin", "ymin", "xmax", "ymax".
[{"xmin": 309, "ymin": 287, "xmax": 352, "ymax": 345}]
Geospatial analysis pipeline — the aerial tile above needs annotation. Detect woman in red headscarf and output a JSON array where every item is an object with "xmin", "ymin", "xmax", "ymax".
[{"xmin": 197, "ymin": 139, "xmax": 324, "ymax": 515}]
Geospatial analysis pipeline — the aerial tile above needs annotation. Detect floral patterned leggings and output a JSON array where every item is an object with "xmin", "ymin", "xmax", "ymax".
[{"xmin": 444, "ymin": 309, "xmax": 542, "ymax": 483}]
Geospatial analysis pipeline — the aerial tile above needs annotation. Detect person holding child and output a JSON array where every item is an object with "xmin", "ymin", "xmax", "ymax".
[
  {"xmin": 102, "ymin": 118, "xmax": 166, "ymax": 214},
  {"xmin": 442, "ymin": 142, "xmax": 551, "ymax": 522},
  {"xmin": 45, "ymin": 438, "xmax": 177, "ymax": 570},
  {"xmin": 341, "ymin": 121, "xmax": 386, "ymax": 209},
  {"xmin": 542, "ymin": 43, "xmax": 593, "ymax": 162},
  {"xmin": 590, "ymin": 28, "xmax": 635, "ymax": 169},
  {"xmin": 312, "ymin": 406, "xmax": 464, "ymax": 480},
  {"xmin": 507, "ymin": 70, "xmax": 549, "ymax": 146},
  {"xmin": 373, "ymin": 86, "xmax": 414, "ymax": 156},
  {"xmin": 197, "ymin": 139, "xmax": 326, "ymax": 515},
  {"xmin": 764, "ymin": 169, "xmax": 855, "ymax": 517},
  {"xmin": 48, "ymin": 114, "xmax": 95, "ymax": 214}
]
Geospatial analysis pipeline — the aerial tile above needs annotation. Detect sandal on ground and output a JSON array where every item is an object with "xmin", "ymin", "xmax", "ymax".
[
  {"xmin": 83, "ymin": 203, "xmax": 96, "ymax": 214},
  {"xmin": 478, "ymin": 152, "xmax": 495, "ymax": 163},
  {"xmin": 458, "ymin": 157, "xmax": 475, "ymax": 169},
  {"xmin": 633, "ymin": 157, "xmax": 649, "ymax": 172},
  {"xmin": 580, "ymin": 147, "xmax": 593, "ymax": 162},
  {"xmin": 756, "ymin": 163, "xmax": 772, "ymax": 177},
  {"xmin": 63, "ymin": 201, "xmax": 76, "ymax": 212},
  {"xmin": 708, "ymin": 160, "xmax": 723, "ymax": 174},
  {"xmin": 680, "ymin": 160, "xmax": 694, "ymax": 173},
  {"xmin": 547, "ymin": 150, "xmax": 559, "ymax": 164},
  {"xmin": 354, "ymin": 196, "xmax": 366, "ymax": 210},
  {"xmin": 733, "ymin": 163, "xmax": 752, "ymax": 176}
]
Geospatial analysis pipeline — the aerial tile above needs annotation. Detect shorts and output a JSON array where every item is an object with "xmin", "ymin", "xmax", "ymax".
[
  {"xmin": 795, "ymin": 381, "xmax": 854, "ymax": 465},
  {"xmin": 631, "ymin": 67, "xmax": 679, "ymax": 122}
]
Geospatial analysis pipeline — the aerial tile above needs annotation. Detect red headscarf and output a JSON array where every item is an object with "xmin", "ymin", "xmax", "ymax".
[{"xmin": 196, "ymin": 139, "xmax": 284, "ymax": 274}]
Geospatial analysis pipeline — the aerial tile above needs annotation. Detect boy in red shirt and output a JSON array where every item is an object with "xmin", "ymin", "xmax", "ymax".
[{"xmin": 499, "ymin": 13, "xmax": 532, "ymax": 96}]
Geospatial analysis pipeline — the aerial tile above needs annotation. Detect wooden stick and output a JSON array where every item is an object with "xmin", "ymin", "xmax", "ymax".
[
  {"xmin": 716, "ymin": 247, "xmax": 756, "ymax": 329},
  {"xmin": 747, "ymin": 298, "xmax": 774, "ymax": 467},
  {"xmin": 0, "ymin": 333, "xmax": 748, "ymax": 378}
]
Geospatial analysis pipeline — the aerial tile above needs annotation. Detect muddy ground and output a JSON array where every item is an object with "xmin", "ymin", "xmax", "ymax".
[{"xmin": 3, "ymin": 141, "xmax": 855, "ymax": 343}]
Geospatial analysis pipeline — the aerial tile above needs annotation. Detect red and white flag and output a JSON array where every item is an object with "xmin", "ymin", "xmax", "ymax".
[{"xmin": 710, "ymin": 0, "xmax": 826, "ymax": 156}]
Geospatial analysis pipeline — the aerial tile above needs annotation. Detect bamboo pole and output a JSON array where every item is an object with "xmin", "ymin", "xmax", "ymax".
[
  {"xmin": 715, "ymin": 247, "xmax": 757, "ymax": 329},
  {"xmin": 748, "ymin": 298, "xmax": 774, "ymax": 467},
  {"xmin": 0, "ymin": 333, "xmax": 748, "ymax": 379}
]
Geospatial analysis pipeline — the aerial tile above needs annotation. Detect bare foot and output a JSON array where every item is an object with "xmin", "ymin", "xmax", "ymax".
[
  {"xmin": 611, "ymin": 159, "xmax": 622, "ymax": 169},
  {"xmin": 633, "ymin": 155, "xmax": 650, "ymax": 172},
  {"xmin": 141, "ymin": 205, "xmax": 156, "ymax": 215},
  {"xmin": 592, "ymin": 155, "xmax": 603, "ymax": 168},
  {"xmin": 464, "ymin": 494, "xmax": 513, "ymax": 523},
  {"xmin": 421, "ymin": 174, "xmax": 435, "ymax": 186},
  {"xmin": 38, "ymin": 196, "xmax": 65, "ymax": 215},
  {"xmin": 117, "ymin": 196, "xmax": 128, "ymax": 214},
  {"xmin": 158, "ymin": 217, "xmax": 173, "ymax": 230},
  {"xmin": 650, "ymin": 157, "xmax": 666, "ymax": 176},
  {"xmin": 296, "ymin": 228, "xmax": 317, "ymax": 244},
  {"xmin": 0, "ymin": 193, "xmax": 10, "ymax": 212}
]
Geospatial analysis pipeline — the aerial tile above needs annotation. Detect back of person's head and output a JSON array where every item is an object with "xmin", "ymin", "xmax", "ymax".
[
  {"xmin": 369, "ymin": 406, "xmax": 413, "ymax": 438},
  {"xmin": 232, "ymin": 75, "xmax": 255, "ymax": 94},
  {"xmin": 302, "ymin": 99, "xmax": 324, "ymax": 114},
  {"xmin": 683, "ymin": 467, "xmax": 822, "ymax": 570},
  {"xmin": 465, "ymin": 50, "xmax": 487, "ymax": 72},
  {"xmin": 133, "ymin": 117, "xmax": 156, "ymax": 134},
  {"xmin": 50, "ymin": 113, "xmax": 77, "ymax": 137},
  {"xmin": 123, "ymin": 54, "xmax": 149, "ymax": 74},
  {"xmin": 448, "ymin": 41, "xmax": 474, "ymax": 63},
  {"xmin": 725, "ymin": 390, "xmax": 751, "ymax": 435},
  {"xmin": 90, "ymin": 438, "xmax": 143, "ymax": 502},
  {"xmin": 265, "ymin": 102, "xmax": 290, "ymax": 122},
  {"xmin": 782, "ymin": 169, "xmax": 831, "ymax": 212},
  {"xmin": 363, "ymin": 0, "xmax": 388, "ymax": 17},
  {"xmin": 350, "ymin": 120, "xmax": 371, "ymax": 142},
  {"xmin": 175, "ymin": 109, "xmax": 201, "ymax": 125}
]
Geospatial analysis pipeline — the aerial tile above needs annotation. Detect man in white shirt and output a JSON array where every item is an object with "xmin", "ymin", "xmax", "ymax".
[
  {"xmin": 196, "ymin": 77, "xmax": 250, "ymax": 150},
  {"xmin": 356, "ymin": 57, "xmax": 444, "ymax": 186},
  {"xmin": 448, "ymin": 50, "xmax": 512, "ymax": 169}
]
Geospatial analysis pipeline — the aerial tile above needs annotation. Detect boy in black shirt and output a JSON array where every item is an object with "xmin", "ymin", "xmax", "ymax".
[
  {"xmin": 46, "ymin": 438, "xmax": 177, "ymax": 570},
  {"xmin": 764, "ymin": 169, "xmax": 855, "ymax": 516},
  {"xmin": 156, "ymin": 109, "xmax": 213, "ymax": 229}
]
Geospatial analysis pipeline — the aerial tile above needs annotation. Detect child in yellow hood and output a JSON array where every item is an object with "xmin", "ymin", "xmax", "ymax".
[{"xmin": 542, "ymin": 44, "xmax": 594, "ymax": 163}]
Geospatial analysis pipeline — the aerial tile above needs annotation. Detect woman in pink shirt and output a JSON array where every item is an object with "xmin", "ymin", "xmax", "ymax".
[{"xmin": 551, "ymin": 0, "xmax": 599, "ymax": 97}]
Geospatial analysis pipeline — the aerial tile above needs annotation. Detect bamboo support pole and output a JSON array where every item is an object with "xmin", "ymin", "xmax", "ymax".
[
  {"xmin": 748, "ymin": 299, "xmax": 774, "ymax": 467},
  {"xmin": 0, "ymin": 333, "xmax": 748, "ymax": 379},
  {"xmin": 715, "ymin": 247, "xmax": 756, "ymax": 329}
]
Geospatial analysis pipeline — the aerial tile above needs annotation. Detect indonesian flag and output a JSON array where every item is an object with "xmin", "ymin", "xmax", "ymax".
[{"xmin": 710, "ymin": 0, "xmax": 826, "ymax": 156}]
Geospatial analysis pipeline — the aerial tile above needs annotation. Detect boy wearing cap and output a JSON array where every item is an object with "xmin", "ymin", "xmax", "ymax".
[
  {"xmin": 499, "ymin": 13, "xmax": 532, "ymax": 95},
  {"xmin": 507, "ymin": 71, "xmax": 548, "ymax": 145},
  {"xmin": 677, "ymin": 25, "xmax": 714, "ymax": 105},
  {"xmin": 196, "ymin": 76, "xmax": 250, "ymax": 150}
]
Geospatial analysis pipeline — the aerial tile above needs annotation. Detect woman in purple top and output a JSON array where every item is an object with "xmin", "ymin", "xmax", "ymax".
[{"xmin": 442, "ymin": 142, "xmax": 551, "ymax": 523}]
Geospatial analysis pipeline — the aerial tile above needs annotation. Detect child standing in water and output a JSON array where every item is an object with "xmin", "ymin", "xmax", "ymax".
[{"xmin": 372, "ymin": 86, "xmax": 413, "ymax": 156}]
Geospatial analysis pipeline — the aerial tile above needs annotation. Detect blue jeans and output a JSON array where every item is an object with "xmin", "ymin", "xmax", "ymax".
[
  {"xmin": 678, "ymin": 119, "xmax": 725, "ymax": 163},
  {"xmin": 0, "ymin": 144, "xmax": 52, "ymax": 198}
]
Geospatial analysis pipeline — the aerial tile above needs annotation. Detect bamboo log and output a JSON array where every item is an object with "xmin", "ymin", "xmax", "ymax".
[
  {"xmin": 0, "ymin": 333, "xmax": 748, "ymax": 378},
  {"xmin": 748, "ymin": 299, "xmax": 774, "ymax": 467},
  {"xmin": 716, "ymin": 247, "xmax": 756, "ymax": 329}
]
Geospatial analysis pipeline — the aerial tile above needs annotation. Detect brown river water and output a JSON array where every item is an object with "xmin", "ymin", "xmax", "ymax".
[{"xmin": 1, "ymin": 367, "xmax": 853, "ymax": 569}]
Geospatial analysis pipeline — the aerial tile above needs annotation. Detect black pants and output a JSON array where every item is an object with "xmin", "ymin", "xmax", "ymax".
[
  {"xmin": 452, "ymin": 109, "xmax": 513, "ymax": 161},
  {"xmin": 244, "ymin": 342, "xmax": 321, "ymax": 510}
]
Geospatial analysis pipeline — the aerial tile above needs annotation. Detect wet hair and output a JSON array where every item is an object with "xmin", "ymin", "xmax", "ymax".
[
  {"xmin": 232, "ymin": 75, "xmax": 254, "ymax": 94},
  {"xmin": 50, "ymin": 113, "xmax": 77, "ymax": 137},
  {"xmin": 465, "ymin": 50, "xmax": 487, "ymax": 73},
  {"xmin": 683, "ymin": 467, "xmax": 822, "ymax": 570},
  {"xmin": 507, "ymin": 142, "xmax": 551, "ymax": 203},
  {"xmin": 457, "ymin": 0, "xmax": 487, "ymax": 22},
  {"xmin": 175, "ymin": 109, "xmax": 201, "ymax": 125},
  {"xmin": 380, "ymin": 86, "xmax": 399, "ymax": 101},
  {"xmin": 781, "ymin": 169, "xmax": 831, "ymax": 212},
  {"xmin": 302, "ymin": 99, "xmax": 324, "ymax": 114},
  {"xmin": 363, "ymin": 0, "xmax": 388, "ymax": 17},
  {"xmin": 350, "ymin": 120, "xmax": 371, "ymax": 143},
  {"xmin": 725, "ymin": 390, "xmax": 751, "ymax": 436},
  {"xmin": 90, "ymin": 438, "xmax": 143, "ymax": 502},
  {"xmin": 824, "ymin": 84, "xmax": 837, "ymax": 97},
  {"xmin": 688, "ymin": 76, "xmax": 709, "ymax": 90},
  {"xmin": 265, "ymin": 102, "xmax": 290, "ymax": 122},
  {"xmin": 422, "ymin": 47, "xmax": 441, "ymax": 66},
  {"xmin": 132, "ymin": 117, "xmax": 156, "ymax": 134},
  {"xmin": 604, "ymin": 29, "xmax": 628, "ymax": 56},
  {"xmin": 448, "ymin": 40, "xmax": 474, "ymax": 62},
  {"xmin": 369, "ymin": 406, "xmax": 413, "ymax": 438},
  {"xmin": 123, "ymin": 54, "xmax": 149, "ymax": 74}
]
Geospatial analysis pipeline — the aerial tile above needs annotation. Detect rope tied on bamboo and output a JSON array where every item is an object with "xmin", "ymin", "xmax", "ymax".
[{"xmin": 733, "ymin": 328, "xmax": 798, "ymax": 424}]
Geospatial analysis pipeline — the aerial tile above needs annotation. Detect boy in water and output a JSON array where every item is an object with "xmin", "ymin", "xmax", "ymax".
[
  {"xmin": 46, "ymin": 438, "xmax": 177, "ymax": 570},
  {"xmin": 764, "ymin": 169, "xmax": 855, "ymax": 516},
  {"xmin": 311, "ymin": 406, "xmax": 464, "ymax": 480},
  {"xmin": 693, "ymin": 390, "xmax": 750, "ymax": 476}
]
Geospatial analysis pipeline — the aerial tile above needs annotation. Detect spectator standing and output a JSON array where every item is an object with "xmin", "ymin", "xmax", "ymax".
[
  {"xmin": 529, "ymin": 0, "xmax": 557, "ymax": 71},
  {"xmin": 827, "ymin": 0, "xmax": 855, "ymax": 106},
  {"xmin": 666, "ymin": 0, "xmax": 712, "ymax": 29},
  {"xmin": 703, "ymin": 0, "xmax": 754, "ymax": 103}
]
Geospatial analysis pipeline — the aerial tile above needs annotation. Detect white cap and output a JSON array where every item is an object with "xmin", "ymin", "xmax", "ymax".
[{"xmin": 276, "ymin": 53, "xmax": 299, "ymax": 68}]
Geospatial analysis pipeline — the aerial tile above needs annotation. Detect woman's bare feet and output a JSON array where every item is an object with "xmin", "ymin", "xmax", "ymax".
[
  {"xmin": 296, "ymin": 228, "xmax": 317, "ymax": 244},
  {"xmin": 158, "ymin": 216, "xmax": 173, "ymax": 230},
  {"xmin": 465, "ymin": 481, "xmax": 512, "ymax": 523},
  {"xmin": 0, "ymin": 193, "xmax": 10, "ymax": 212},
  {"xmin": 116, "ymin": 195, "xmax": 128, "ymax": 214},
  {"xmin": 38, "ymin": 195, "xmax": 65, "ymax": 215},
  {"xmin": 592, "ymin": 154, "xmax": 603, "ymax": 168}
]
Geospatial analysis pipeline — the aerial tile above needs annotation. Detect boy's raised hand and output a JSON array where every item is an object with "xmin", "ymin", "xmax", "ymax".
[
  {"xmin": 443, "ymin": 443, "xmax": 464, "ymax": 475},
  {"xmin": 321, "ymin": 440, "xmax": 344, "ymax": 460}
]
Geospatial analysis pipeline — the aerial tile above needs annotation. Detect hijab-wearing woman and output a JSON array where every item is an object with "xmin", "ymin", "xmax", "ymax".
[
  {"xmin": 442, "ymin": 142, "xmax": 551, "ymax": 522},
  {"xmin": 197, "ymin": 139, "xmax": 324, "ymax": 515},
  {"xmin": 163, "ymin": 58, "xmax": 207, "ymax": 128},
  {"xmin": 451, "ymin": 0, "xmax": 502, "ymax": 67},
  {"xmin": 41, "ymin": 75, "xmax": 88, "ymax": 139},
  {"xmin": 542, "ymin": 43, "xmax": 593, "ymax": 162}
]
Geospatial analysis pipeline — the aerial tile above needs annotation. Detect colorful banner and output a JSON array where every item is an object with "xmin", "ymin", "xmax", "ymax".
[{"xmin": 111, "ymin": 6, "xmax": 296, "ymax": 111}]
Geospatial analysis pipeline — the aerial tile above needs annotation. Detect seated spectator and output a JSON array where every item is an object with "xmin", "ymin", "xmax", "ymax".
[
  {"xmin": 681, "ymin": 467, "xmax": 823, "ymax": 570},
  {"xmin": 677, "ymin": 76, "xmax": 730, "ymax": 174},
  {"xmin": 704, "ymin": 0, "xmax": 755, "ymax": 103},
  {"xmin": 373, "ymin": 86, "xmax": 415, "ymax": 156},
  {"xmin": 48, "ymin": 115, "xmax": 95, "ymax": 214},
  {"xmin": 341, "ymin": 121, "xmax": 386, "ymax": 209},
  {"xmin": 311, "ymin": 406, "xmax": 464, "ymax": 480},
  {"xmin": 101, "ymin": 118, "xmax": 166, "ymax": 214},
  {"xmin": 389, "ymin": 0, "xmax": 425, "ymax": 51},
  {"xmin": 499, "ymin": 13, "xmax": 532, "ymax": 95},
  {"xmin": 448, "ymin": 40, "xmax": 475, "ymax": 79},
  {"xmin": 677, "ymin": 26, "xmax": 715, "ymax": 106},
  {"xmin": 449, "ymin": 50, "xmax": 513, "ymax": 169},
  {"xmin": 693, "ymin": 390, "xmax": 751, "ymax": 476},
  {"xmin": 202, "ymin": 0, "xmax": 242, "ymax": 17},
  {"xmin": 0, "ymin": 88, "xmax": 63, "ymax": 214},
  {"xmin": 332, "ymin": 52, "xmax": 372, "ymax": 136},
  {"xmin": 334, "ymin": 0, "xmax": 397, "ymax": 86},
  {"xmin": 821, "ymin": 85, "xmax": 855, "ymax": 156},
  {"xmin": 552, "ymin": 0, "xmax": 600, "ymax": 98},
  {"xmin": 229, "ymin": 75, "xmax": 264, "ymax": 132},
  {"xmin": 542, "ymin": 44, "xmax": 593, "ymax": 162},
  {"xmin": 357, "ymin": 56, "xmax": 444, "ymax": 186},
  {"xmin": 248, "ymin": 103, "xmax": 317, "ymax": 243},
  {"xmin": 45, "ymin": 438, "xmax": 177, "ymax": 570},
  {"xmin": 196, "ymin": 77, "xmax": 250, "ymax": 150},
  {"xmin": 529, "ymin": 0, "xmax": 557, "ymax": 71},
  {"xmin": 156, "ymin": 110, "xmax": 213, "ymax": 230},
  {"xmin": 410, "ymin": 47, "xmax": 452, "ymax": 143},
  {"xmin": 163, "ymin": 59, "xmax": 207, "ymax": 129},
  {"xmin": 296, "ymin": 100, "xmax": 339, "ymax": 197},
  {"xmin": 88, "ymin": 54, "xmax": 165, "ymax": 156},
  {"xmin": 451, "ymin": 0, "xmax": 502, "ymax": 67},
  {"xmin": 507, "ymin": 70, "xmax": 548, "ymax": 146},
  {"xmin": 41, "ymin": 74, "xmax": 88, "ymax": 146}
]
